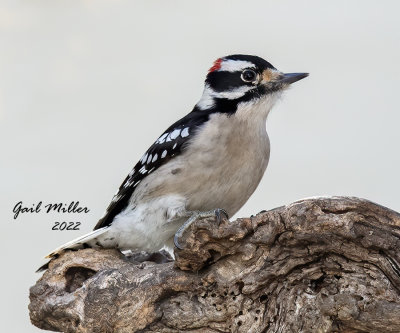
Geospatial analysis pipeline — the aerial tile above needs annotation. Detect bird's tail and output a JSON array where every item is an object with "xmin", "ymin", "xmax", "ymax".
[{"xmin": 36, "ymin": 227, "xmax": 109, "ymax": 272}]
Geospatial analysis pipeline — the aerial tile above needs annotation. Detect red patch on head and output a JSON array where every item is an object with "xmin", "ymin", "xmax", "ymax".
[{"xmin": 208, "ymin": 58, "xmax": 222, "ymax": 72}]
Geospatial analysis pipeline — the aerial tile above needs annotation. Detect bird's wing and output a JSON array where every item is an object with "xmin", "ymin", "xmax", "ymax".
[{"xmin": 94, "ymin": 109, "xmax": 210, "ymax": 230}]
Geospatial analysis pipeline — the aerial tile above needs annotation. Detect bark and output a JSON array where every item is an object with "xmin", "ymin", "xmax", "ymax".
[{"xmin": 29, "ymin": 197, "xmax": 400, "ymax": 332}]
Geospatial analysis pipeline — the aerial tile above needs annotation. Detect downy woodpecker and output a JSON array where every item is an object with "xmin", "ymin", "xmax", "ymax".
[{"xmin": 41, "ymin": 54, "xmax": 308, "ymax": 269}]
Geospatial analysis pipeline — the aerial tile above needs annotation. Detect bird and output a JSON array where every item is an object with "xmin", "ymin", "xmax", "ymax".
[{"xmin": 39, "ymin": 54, "xmax": 308, "ymax": 271}]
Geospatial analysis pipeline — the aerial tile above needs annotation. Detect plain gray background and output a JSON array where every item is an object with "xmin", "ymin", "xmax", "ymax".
[{"xmin": 1, "ymin": 1, "xmax": 399, "ymax": 331}]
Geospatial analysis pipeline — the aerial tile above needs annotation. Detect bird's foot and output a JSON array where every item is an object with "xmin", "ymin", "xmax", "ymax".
[{"xmin": 174, "ymin": 208, "xmax": 229, "ymax": 250}]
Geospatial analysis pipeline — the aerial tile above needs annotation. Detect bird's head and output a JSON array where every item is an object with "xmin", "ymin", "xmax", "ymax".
[{"xmin": 196, "ymin": 54, "xmax": 308, "ymax": 116}]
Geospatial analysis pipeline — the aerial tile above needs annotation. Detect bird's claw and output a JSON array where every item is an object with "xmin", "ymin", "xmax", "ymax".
[
  {"xmin": 214, "ymin": 208, "xmax": 229, "ymax": 225},
  {"xmin": 174, "ymin": 208, "xmax": 229, "ymax": 250},
  {"xmin": 174, "ymin": 234, "xmax": 184, "ymax": 250}
]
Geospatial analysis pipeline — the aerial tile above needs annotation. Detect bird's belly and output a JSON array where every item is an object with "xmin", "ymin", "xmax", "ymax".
[
  {"xmin": 179, "ymin": 114, "xmax": 271, "ymax": 215},
  {"xmin": 98, "ymin": 194, "xmax": 188, "ymax": 252},
  {"xmin": 133, "ymin": 114, "xmax": 270, "ymax": 218},
  {"xmin": 183, "ymin": 149, "xmax": 269, "ymax": 216}
]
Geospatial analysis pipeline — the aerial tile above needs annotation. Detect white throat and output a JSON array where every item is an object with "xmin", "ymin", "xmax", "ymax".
[{"xmin": 234, "ymin": 92, "xmax": 282, "ymax": 123}]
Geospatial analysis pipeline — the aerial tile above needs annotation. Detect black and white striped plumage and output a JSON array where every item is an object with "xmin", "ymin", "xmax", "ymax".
[
  {"xmin": 95, "ymin": 120, "xmax": 193, "ymax": 230},
  {"xmin": 43, "ymin": 54, "xmax": 308, "ymax": 265}
]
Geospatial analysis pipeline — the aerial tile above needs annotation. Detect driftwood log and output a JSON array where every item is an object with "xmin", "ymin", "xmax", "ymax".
[{"xmin": 29, "ymin": 197, "xmax": 400, "ymax": 332}]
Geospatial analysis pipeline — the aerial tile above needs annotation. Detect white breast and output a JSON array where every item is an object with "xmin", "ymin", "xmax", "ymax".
[{"xmin": 133, "ymin": 93, "xmax": 280, "ymax": 217}]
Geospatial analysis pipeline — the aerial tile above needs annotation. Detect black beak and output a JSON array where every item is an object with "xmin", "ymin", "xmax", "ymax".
[{"xmin": 278, "ymin": 72, "xmax": 309, "ymax": 84}]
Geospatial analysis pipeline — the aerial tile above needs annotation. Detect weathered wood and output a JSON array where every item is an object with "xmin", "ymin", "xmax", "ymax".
[{"xmin": 29, "ymin": 197, "xmax": 400, "ymax": 332}]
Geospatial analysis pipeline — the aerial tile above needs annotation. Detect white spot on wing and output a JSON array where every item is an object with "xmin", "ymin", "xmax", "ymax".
[
  {"xmin": 181, "ymin": 127, "xmax": 189, "ymax": 138},
  {"xmin": 112, "ymin": 194, "xmax": 121, "ymax": 202},
  {"xmin": 147, "ymin": 154, "xmax": 152, "ymax": 164},
  {"xmin": 152, "ymin": 154, "xmax": 158, "ymax": 162},
  {"xmin": 134, "ymin": 180, "xmax": 141, "ymax": 187},
  {"xmin": 157, "ymin": 133, "xmax": 168, "ymax": 144},
  {"xmin": 128, "ymin": 168, "xmax": 135, "ymax": 177},
  {"xmin": 124, "ymin": 178, "xmax": 135, "ymax": 188},
  {"xmin": 170, "ymin": 129, "xmax": 181, "ymax": 140},
  {"xmin": 148, "ymin": 167, "xmax": 155, "ymax": 174},
  {"xmin": 161, "ymin": 150, "xmax": 167, "ymax": 158},
  {"xmin": 139, "ymin": 166, "xmax": 147, "ymax": 174},
  {"xmin": 173, "ymin": 143, "xmax": 177, "ymax": 149},
  {"xmin": 123, "ymin": 178, "xmax": 133, "ymax": 188},
  {"xmin": 140, "ymin": 153, "xmax": 148, "ymax": 164}
]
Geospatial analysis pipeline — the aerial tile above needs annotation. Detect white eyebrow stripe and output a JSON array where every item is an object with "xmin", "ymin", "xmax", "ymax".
[{"xmin": 219, "ymin": 60, "xmax": 255, "ymax": 72}]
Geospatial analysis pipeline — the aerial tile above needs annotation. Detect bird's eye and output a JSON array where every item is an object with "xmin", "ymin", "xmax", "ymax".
[{"xmin": 241, "ymin": 69, "xmax": 258, "ymax": 83}]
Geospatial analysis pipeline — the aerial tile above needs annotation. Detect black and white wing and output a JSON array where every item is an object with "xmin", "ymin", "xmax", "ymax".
[{"xmin": 94, "ymin": 109, "xmax": 211, "ymax": 230}]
